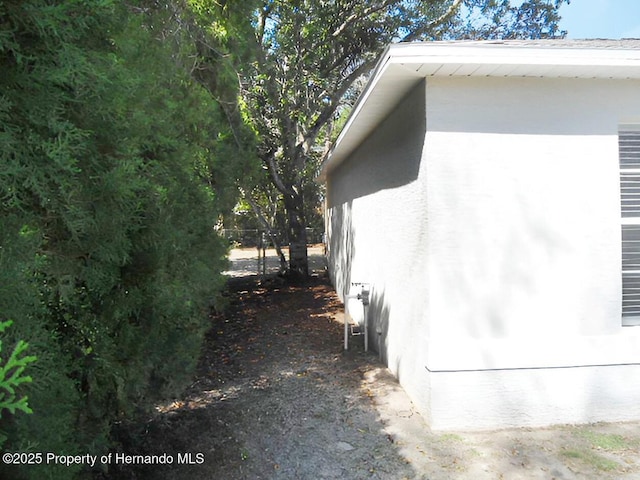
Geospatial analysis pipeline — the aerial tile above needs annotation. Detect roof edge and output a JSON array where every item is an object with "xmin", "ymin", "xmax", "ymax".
[{"xmin": 318, "ymin": 40, "xmax": 640, "ymax": 182}]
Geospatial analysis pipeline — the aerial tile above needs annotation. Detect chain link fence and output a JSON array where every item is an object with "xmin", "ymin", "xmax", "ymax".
[{"xmin": 220, "ymin": 228, "xmax": 324, "ymax": 247}]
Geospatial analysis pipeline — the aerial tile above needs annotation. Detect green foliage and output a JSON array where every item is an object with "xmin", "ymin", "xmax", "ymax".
[
  {"xmin": 0, "ymin": 1, "xmax": 242, "ymax": 478},
  {"xmin": 456, "ymin": 0, "xmax": 567, "ymax": 40},
  {"xmin": 0, "ymin": 320, "xmax": 36, "ymax": 449},
  {"xmin": 0, "ymin": 321, "xmax": 36, "ymax": 417}
]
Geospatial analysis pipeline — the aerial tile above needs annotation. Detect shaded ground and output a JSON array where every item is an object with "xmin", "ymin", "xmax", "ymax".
[{"xmin": 117, "ymin": 272, "xmax": 640, "ymax": 479}]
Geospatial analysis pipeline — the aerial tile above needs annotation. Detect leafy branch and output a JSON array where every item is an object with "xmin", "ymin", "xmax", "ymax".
[{"xmin": 0, "ymin": 320, "xmax": 37, "ymax": 418}]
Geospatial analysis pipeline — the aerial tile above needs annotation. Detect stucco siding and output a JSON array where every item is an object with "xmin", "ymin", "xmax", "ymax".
[
  {"xmin": 421, "ymin": 76, "xmax": 640, "ymax": 428},
  {"xmin": 425, "ymin": 76, "xmax": 640, "ymax": 343},
  {"xmin": 326, "ymin": 73, "xmax": 640, "ymax": 429},
  {"xmin": 428, "ymin": 364, "xmax": 640, "ymax": 431},
  {"xmin": 326, "ymin": 81, "xmax": 431, "ymax": 416}
]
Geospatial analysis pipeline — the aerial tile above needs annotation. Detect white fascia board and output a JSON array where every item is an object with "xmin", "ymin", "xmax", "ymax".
[{"xmin": 388, "ymin": 42, "xmax": 640, "ymax": 72}]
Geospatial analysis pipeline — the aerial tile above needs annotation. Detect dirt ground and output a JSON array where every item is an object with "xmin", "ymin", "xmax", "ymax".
[{"xmin": 118, "ymin": 268, "xmax": 640, "ymax": 479}]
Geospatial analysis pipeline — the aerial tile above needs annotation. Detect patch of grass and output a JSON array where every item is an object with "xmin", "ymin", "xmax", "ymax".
[
  {"xmin": 468, "ymin": 448, "xmax": 482, "ymax": 458},
  {"xmin": 573, "ymin": 427, "xmax": 636, "ymax": 451},
  {"xmin": 240, "ymin": 448, "xmax": 250, "ymax": 461},
  {"xmin": 437, "ymin": 433, "xmax": 464, "ymax": 443},
  {"xmin": 561, "ymin": 448, "xmax": 620, "ymax": 472}
]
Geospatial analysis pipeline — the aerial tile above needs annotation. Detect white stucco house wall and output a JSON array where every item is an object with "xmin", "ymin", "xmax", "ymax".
[{"xmin": 319, "ymin": 40, "xmax": 640, "ymax": 431}]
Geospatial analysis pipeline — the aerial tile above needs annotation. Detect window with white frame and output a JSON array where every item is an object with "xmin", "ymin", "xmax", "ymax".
[{"xmin": 620, "ymin": 125, "xmax": 640, "ymax": 326}]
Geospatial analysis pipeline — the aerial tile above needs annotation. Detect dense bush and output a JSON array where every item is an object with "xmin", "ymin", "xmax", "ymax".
[{"xmin": 0, "ymin": 1, "xmax": 240, "ymax": 478}]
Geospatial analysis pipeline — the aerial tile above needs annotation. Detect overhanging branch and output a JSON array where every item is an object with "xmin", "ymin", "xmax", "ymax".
[
  {"xmin": 305, "ymin": 57, "xmax": 378, "ymax": 145},
  {"xmin": 331, "ymin": 0, "xmax": 398, "ymax": 38},
  {"xmin": 401, "ymin": 0, "xmax": 464, "ymax": 42},
  {"xmin": 265, "ymin": 152, "xmax": 296, "ymax": 198}
]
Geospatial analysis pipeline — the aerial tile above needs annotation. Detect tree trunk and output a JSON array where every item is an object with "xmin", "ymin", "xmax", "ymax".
[
  {"xmin": 283, "ymin": 192, "xmax": 308, "ymax": 277},
  {"xmin": 272, "ymin": 234, "xmax": 288, "ymax": 273}
]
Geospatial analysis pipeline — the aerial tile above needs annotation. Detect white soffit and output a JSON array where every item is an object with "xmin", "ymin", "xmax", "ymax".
[{"xmin": 319, "ymin": 41, "xmax": 640, "ymax": 180}]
